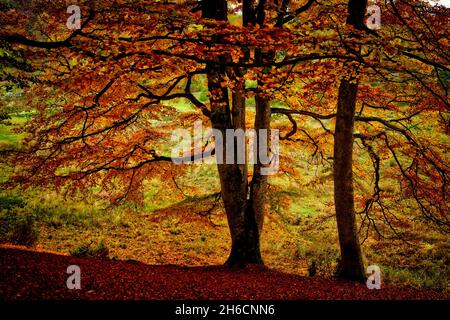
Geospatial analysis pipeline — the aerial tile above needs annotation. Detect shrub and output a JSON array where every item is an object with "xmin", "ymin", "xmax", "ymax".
[
  {"xmin": 70, "ymin": 240, "xmax": 110, "ymax": 259},
  {"xmin": 296, "ymin": 243, "xmax": 340, "ymax": 277},
  {"xmin": 0, "ymin": 111, "xmax": 11, "ymax": 121},
  {"xmin": 0, "ymin": 195, "xmax": 25, "ymax": 211},
  {"xmin": 0, "ymin": 210, "xmax": 38, "ymax": 246}
]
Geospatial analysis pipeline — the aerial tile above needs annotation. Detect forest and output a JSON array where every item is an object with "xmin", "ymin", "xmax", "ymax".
[{"xmin": 0, "ymin": 0, "xmax": 449, "ymax": 301}]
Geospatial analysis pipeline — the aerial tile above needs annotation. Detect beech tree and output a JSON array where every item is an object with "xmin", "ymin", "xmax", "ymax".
[
  {"xmin": 333, "ymin": 0, "xmax": 369, "ymax": 282},
  {"xmin": 1, "ymin": 0, "xmax": 448, "ymax": 276},
  {"xmin": 202, "ymin": 0, "xmax": 266, "ymax": 265}
]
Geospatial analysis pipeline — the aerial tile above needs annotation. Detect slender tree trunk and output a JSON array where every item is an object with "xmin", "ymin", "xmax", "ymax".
[
  {"xmin": 251, "ymin": 95, "xmax": 271, "ymax": 233},
  {"xmin": 333, "ymin": 0, "xmax": 369, "ymax": 282},
  {"xmin": 250, "ymin": 38, "xmax": 274, "ymax": 234},
  {"xmin": 334, "ymin": 80, "xmax": 365, "ymax": 281}
]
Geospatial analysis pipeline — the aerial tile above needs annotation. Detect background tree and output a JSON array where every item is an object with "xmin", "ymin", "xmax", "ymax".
[{"xmin": 332, "ymin": 0, "xmax": 369, "ymax": 282}]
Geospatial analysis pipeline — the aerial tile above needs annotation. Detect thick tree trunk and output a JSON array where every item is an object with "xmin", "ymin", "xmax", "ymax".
[
  {"xmin": 203, "ymin": 0, "xmax": 263, "ymax": 267},
  {"xmin": 333, "ymin": 80, "xmax": 366, "ymax": 281},
  {"xmin": 207, "ymin": 64, "xmax": 262, "ymax": 267},
  {"xmin": 223, "ymin": 0, "xmax": 272, "ymax": 264},
  {"xmin": 223, "ymin": 91, "xmax": 263, "ymax": 267},
  {"xmin": 225, "ymin": 199, "xmax": 263, "ymax": 266},
  {"xmin": 225, "ymin": 93, "xmax": 270, "ymax": 266}
]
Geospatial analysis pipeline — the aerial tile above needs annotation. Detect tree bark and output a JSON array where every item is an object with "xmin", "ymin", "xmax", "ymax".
[
  {"xmin": 224, "ymin": 0, "xmax": 273, "ymax": 264},
  {"xmin": 223, "ymin": 90, "xmax": 263, "ymax": 267},
  {"xmin": 333, "ymin": 0, "xmax": 369, "ymax": 282},
  {"xmin": 203, "ymin": 0, "xmax": 263, "ymax": 267},
  {"xmin": 334, "ymin": 80, "xmax": 366, "ymax": 281},
  {"xmin": 251, "ymin": 95, "xmax": 271, "ymax": 234}
]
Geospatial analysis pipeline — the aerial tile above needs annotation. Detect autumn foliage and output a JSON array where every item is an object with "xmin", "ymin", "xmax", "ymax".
[{"xmin": 0, "ymin": 0, "xmax": 448, "ymax": 280}]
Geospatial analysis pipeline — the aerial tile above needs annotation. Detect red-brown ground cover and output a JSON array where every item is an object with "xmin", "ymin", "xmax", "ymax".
[{"xmin": 1, "ymin": 248, "xmax": 448, "ymax": 300}]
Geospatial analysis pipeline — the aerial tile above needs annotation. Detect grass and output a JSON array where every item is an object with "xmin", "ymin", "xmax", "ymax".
[
  {"xmin": 381, "ymin": 264, "xmax": 449, "ymax": 291},
  {"xmin": 0, "ymin": 196, "xmax": 38, "ymax": 246},
  {"xmin": 161, "ymin": 97, "xmax": 198, "ymax": 113},
  {"xmin": 70, "ymin": 240, "xmax": 110, "ymax": 259},
  {"xmin": 0, "ymin": 211, "xmax": 38, "ymax": 246},
  {"xmin": 0, "ymin": 112, "xmax": 33, "ymax": 150},
  {"xmin": 0, "ymin": 125, "xmax": 25, "ymax": 145}
]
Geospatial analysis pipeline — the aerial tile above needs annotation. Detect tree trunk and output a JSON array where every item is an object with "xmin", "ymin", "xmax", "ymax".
[
  {"xmin": 251, "ymin": 95, "xmax": 271, "ymax": 233},
  {"xmin": 224, "ymin": 0, "xmax": 273, "ymax": 264},
  {"xmin": 203, "ymin": 0, "xmax": 263, "ymax": 267},
  {"xmin": 225, "ymin": 92, "xmax": 271, "ymax": 266},
  {"xmin": 333, "ymin": 80, "xmax": 365, "ymax": 281},
  {"xmin": 250, "ymin": 41, "xmax": 274, "ymax": 235},
  {"xmin": 332, "ymin": 0, "xmax": 369, "ymax": 282},
  {"xmin": 223, "ymin": 91, "xmax": 263, "ymax": 267}
]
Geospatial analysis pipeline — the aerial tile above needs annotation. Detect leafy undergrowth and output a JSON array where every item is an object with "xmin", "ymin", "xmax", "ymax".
[
  {"xmin": 1, "ymin": 247, "xmax": 448, "ymax": 300},
  {"xmin": 32, "ymin": 193, "xmax": 304, "ymax": 273}
]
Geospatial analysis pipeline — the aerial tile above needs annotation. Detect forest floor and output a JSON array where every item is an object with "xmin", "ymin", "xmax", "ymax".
[
  {"xmin": 1, "ymin": 247, "xmax": 448, "ymax": 300},
  {"xmin": 1, "ymin": 114, "xmax": 449, "ymax": 292}
]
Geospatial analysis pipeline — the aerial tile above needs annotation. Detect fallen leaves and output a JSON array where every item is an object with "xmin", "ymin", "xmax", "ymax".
[{"xmin": 1, "ymin": 248, "xmax": 448, "ymax": 300}]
